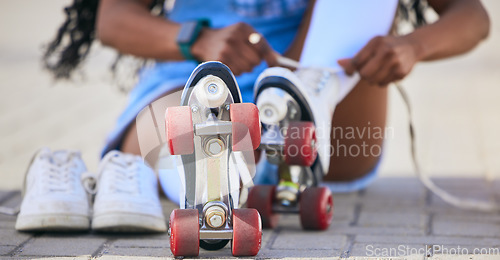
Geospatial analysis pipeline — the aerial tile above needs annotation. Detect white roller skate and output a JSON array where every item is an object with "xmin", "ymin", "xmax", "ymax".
[
  {"xmin": 248, "ymin": 66, "xmax": 358, "ymax": 230},
  {"xmin": 165, "ymin": 62, "xmax": 262, "ymax": 257}
]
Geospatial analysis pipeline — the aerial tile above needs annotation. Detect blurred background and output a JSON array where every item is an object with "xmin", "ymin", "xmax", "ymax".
[{"xmin": 0, "ymin": 0, "xmax": 499, "ymax": 190}]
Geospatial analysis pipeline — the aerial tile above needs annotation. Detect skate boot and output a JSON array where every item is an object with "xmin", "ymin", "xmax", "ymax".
[
  {"xmin": 248, "ymin": 66, "xmax": 348, "ymax": 230},
  {"xmin": 165, "ymin": 62, "xmax": 262, "ymax": 257}
]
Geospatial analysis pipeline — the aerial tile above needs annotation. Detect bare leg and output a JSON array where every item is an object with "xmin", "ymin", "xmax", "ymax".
[{"xmin": 325, "ymin": 79, "xmax": 388, "ymax": 182}]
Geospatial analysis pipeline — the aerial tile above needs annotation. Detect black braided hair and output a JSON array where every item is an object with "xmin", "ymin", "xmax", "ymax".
[
  {"xmin": 43, "ymin": 0, "xmax": 165, "ymax": 80},
  {"xmin": 398, "ymin": 0, "xmax": 430, "ymax": 28}
]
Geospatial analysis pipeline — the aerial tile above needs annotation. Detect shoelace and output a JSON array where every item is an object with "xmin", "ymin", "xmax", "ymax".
[
  {"xmin": 396, "ymin": 83, "xmax": 500, "ymax": 212},
  {"xmin": 38, "ymin": 151, "xmax": 81, "ymax": 194},
  {"xmin": 278, "ymin": 56, "xmax": 500, "ymax": 212},
  {"xmin": 99, "ymin": 151, "xmax": 142, "ymax": 195}
]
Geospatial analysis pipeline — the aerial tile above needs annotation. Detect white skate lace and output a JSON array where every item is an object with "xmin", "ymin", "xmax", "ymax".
[
  {"xmin": 38, "ymin": 150, "xmax": 82, "ymax": 194},
  {"xmin": 396, "ymin": 83, "xmax": 500, "ymax": 212},
  {"xmin": 98, "ymin": 151, "xmax": 142, "ymax": 195},
  {"xmin": 276, "ymin": 56, "xmax": 500, "ymax": 212},
  {"xmin": 295, "ymin": 68, "xmax": 328, "ymax": 90}
]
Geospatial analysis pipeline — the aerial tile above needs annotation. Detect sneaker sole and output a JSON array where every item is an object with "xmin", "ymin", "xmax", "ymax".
[
  {"xmin": 92, "ymin": 212, "xmax": 167, "ymax": 233},
  {"xmin": 15, "ymin": 214, "xmax": 90, "ymax": 231}
]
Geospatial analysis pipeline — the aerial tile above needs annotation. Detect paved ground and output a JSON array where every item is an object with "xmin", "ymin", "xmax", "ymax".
[
  {"xmin": 1, "ymin": 0, "xmax": 500, "ymax": 259},
  {"xmin": 2, "ymin": 177, "xmax": 500, "ymax": 259}
]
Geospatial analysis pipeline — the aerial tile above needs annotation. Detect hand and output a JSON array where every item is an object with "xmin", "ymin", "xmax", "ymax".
[
  {"xmin": 338, "ymin": 35, "xmax": 422, "ymax": 86},
  {"xmin": 191, "ymin": 22, "xmax": 278, "ymax": 75}
]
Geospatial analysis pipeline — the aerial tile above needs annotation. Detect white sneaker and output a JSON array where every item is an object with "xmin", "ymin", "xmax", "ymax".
[
  {"xmin": 15, "ymin": 148, "xmax": 91, "ymax": 231},
  {"xmin": 92, "ymin": 151, "xmax": 167, "ymax": 232}
]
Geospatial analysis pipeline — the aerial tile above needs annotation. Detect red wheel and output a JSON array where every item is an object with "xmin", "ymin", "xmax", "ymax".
[
  {"xmin": 299, "ymin": 187, "xmax": 333, "ymax": 230},
  {"xmin": 284, "ymin": 121, "xmax": 317, "ymax": 166},
  {"xmin": 230, "ymin": 103, "xmax": 261, "ymax": 151},
  {"xmin": 232, "ymin": 208, "xmax": 262, "ymax": 256},
  {"xmin": 247, "ymin": 185, "xmax": 279, "ymax": 229},
  {"xmin": 165, "ymin": 106, "xmax": 194, "ymax": 155},
  {"xmin": 169, "ymin": 209, "xmax": 199, "ymax": 257}
]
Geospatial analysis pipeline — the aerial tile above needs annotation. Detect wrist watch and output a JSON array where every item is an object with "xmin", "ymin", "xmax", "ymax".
[{"xmin": 177, "ymin": 19, "xmax": 210, "ymax": 61}]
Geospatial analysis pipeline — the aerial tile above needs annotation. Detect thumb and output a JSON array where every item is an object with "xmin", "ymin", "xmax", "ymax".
[
  {"xmin": 338, "ymin": 58, "xmax": 356, "ymax": 75},
  {"xmin": 261, "ymin": 43, "xmax": 279, "ymax": 67}
]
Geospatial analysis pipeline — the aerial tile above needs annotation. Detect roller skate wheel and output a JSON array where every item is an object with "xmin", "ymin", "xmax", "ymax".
[
  {"xmin": 256, "ymin": 92, "xmax": 287, "ymax": 125},
  {"xmin": 299, "ymin": 187, "xmax": 333, "ymax": 230},
  {"xmin": 194, "ymin": 75, "xmax": 229, "ymax": 108},
  {"xmin": 169, "ymin": 209, "xmax": 200, "ymax": 257},
  {"xmin": 165, "ymin": 106, "xmax": 194, "ymax": 155},
  {"xmin": 284, "ymin": 121, "xmax": 317, "ymax": 166},
  {"xmin": 247, "ymin": 185, "xmax": 279, "ymax": 229},
  {"xmin": 230, "ymin": 103, "xmax": 261, "ymax": 151},
  {"xmin": 232, "ymin": 208, "xmax": 262, "ymax": 256}
]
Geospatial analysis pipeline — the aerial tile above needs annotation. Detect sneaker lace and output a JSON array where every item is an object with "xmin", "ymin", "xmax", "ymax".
[
  {"xmin": 39, "ymin": 151, "xmax": 82, "ymax": 194},
  {"xmin": 99, "ymin": 151, "xmax": 142, "ymax": 195}
]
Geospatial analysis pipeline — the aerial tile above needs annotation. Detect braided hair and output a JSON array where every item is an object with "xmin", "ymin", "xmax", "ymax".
[
  {"xmin": 43, "ymin": 0, "xmax": 165, "ymax": 80},
  {"xmin": 397, "ymin": 0, "xmax": 431, "ymax": 32}
]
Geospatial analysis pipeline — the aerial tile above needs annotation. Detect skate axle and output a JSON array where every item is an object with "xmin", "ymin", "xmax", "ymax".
[{"xmin": 272, "ymin": 205, "xmax": 300, "ymax": 214}]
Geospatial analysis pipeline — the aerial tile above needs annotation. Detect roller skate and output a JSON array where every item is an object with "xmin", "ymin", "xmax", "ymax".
[
  {"xmin": 248, "ymin": 66, "xmax": 353, "ymax": 230},
  {"xmin": 165, "ymin": 62, "xmax": 262, "ymax": 257}
]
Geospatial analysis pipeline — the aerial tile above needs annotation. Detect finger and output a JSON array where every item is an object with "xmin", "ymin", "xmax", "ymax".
[
  {"xmin": 371, "ymin": 58, "xmax": 397, "ymax": 86},
  {"xmin": 358, "ymin": 49, "xmax": 386, "ymax": 82},
  {"xmin": 263, "ymin": 49, "xmax": 279, "ymax": 67},
  {"xmin": 224, "ymin": 56, "xmax": 243, "ymax": 76},
  {"xmin": 239, "ymin": 40, "xmax": 263, "ymax": 68},
  {"xmin": 379, "ymin": 66, "xmax": 398, "ymax": 86},
  {"xmin": 337, "ymin": 58, "xmax": 355, "ymax": 75},
  {"xmin": 352, "ymin": 37, "xmax": 380, "ymax": 70},
  {"xmin": 248, "ymin": 34, "xmax": 278, "ymax": 67}
]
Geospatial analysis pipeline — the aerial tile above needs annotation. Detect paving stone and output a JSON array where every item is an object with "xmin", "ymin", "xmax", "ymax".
[
  {"xmin": 329, "ymin": 224, "xmax": 425, "ymax": 236},
  {"xmin": 272, "ymin": 230, "xmax": 346, "ymax": 250},
  {"xmin": 432, "ymin": 218, "xmax": 500, "ymax": 237},
  {"xmin": 357, "ymin": 211, "xmax": 426, "ymax": 228},
  {"xmin": 0, "ymin": 229, "xmax": 31, "ymax": 246},
  {"xmin": 258, "ymin": 249, "xmax": 341, "ymax": 258},
  {"xmin": 98, "ymin": 257, "xmax": 166, "ymax": 260},
  {"xmin": 355, "ymin": 235, "xmax": 500, "ymax": 246},
  {"xmin": 103, "ymin": 247, "xmax": 170, "ymax": 258},
  {"xmin": 433, "ymin": 212, "xmax": 500, "ymax": 224},
  {"xmin": 432, "ymin": 178, "xmax": 491, "ymax": 191},
  {"xmin": 18, "ymin": 236, "xmax": 106, "ymax": 257},
  {"xmin": 112, "ymin": 239, "xmax": 168, "ymax": 248},
  {"xmin": 429, "ymin": 189, "xmax": 495, "ymax": 210},
  {"xmin": 0, "ymin": 191, "xmax": 17, "ymax": 204},
  {"xmin": 350, "ymin": 243, "xmax": 427, "ymax": 258},
  {"xmin": 0, "ymin": 245, "xmax": 16, "ymax": 255},
  {"xmin": 0, "ymin": 221, "xmax": 15, "ymax": 230},
  {"xmin": 261, "ymin": 229, "xmax": 274, "ymax": 248},
  {"xmin": 332, "ymin": 196, "xmax": 356, "ymax": 224},
  {"xmin": 359, "ymin": 178, "xmax": 426, "ymax": 210},
  {"xmin": 0, "ymin": 214, "xmax": 17, "ymax": 222}
]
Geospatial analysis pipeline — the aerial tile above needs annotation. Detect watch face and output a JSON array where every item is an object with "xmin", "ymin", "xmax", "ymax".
[{"xmin": 177, "ymin": 21, "xmax": 198, "ymax": 44}]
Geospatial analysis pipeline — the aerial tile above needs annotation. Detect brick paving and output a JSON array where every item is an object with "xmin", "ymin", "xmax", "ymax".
[
  {"xmin": 1, "ymin": 0, "xmax": 500, "ymax": 259},
  {"xmin": 2, "ymin": 177, "xmax": 500, "ymax": 259}
]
